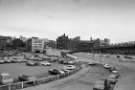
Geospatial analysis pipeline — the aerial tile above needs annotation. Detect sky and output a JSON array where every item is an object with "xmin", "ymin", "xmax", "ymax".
[{"xmin": 0, "ymin": 0, "xmax": 135, "ymax": 43}]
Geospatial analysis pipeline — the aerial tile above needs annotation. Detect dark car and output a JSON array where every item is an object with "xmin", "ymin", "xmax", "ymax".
[
  {"xmin": 48, "ymin": 69, "xmax": 65, "ymax": 75},
  {"xmin": 4, "ymin": 59, "xmax": 12, "ymax": 63},
  {"xmin": 18, "ymin": 74, "xmax": 36, "ymax": 81},
  {"xmin": 88, "ymin": 62, "xmax": 98, "ymax": 66}
]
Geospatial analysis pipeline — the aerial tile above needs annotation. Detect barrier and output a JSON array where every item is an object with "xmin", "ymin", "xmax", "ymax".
[{"xmin": 0, "ymin": 65, "xmax": 81, "ymax": 90}]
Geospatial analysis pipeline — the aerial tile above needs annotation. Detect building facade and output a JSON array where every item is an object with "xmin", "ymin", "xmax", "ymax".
[{"xmin": 31, "ymin": 37, "xmax": 45, "ymax": 53}]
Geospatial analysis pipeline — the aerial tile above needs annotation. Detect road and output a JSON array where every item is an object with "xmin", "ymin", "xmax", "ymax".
[{"xmin": 20, "ymin": 53, "xmax": 135, "ymax": 90}]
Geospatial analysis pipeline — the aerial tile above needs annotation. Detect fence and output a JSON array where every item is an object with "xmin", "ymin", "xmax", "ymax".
[{"xmin": 0, "ymin": 66, "xmax": 81, "ymax": 90}]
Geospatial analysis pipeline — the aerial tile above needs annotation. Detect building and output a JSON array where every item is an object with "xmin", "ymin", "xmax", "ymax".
[
  {"xmin": 19, "ymin": 36, "xmax": 27, "ymax": 42},
  {"xmin": 26, "ymin": 38, "xmax": 32, "ymax": 51},
  {"xmin": 93, "ymin": 38, "xmax": 110, "ymax": 47},
  {"xmin": 0, "ymin": 36, "xmax": 12, "ymax": 50},
  {"xmin": 0, "ymin": 37, "xmax": 6, "ymax": 50},
  {"xmin": 56, "ymin": 34, "xmax": 70, "ymax": 49},
  {"xmin": 68, "ymin": 36, "xmax": 80, "ymax": 50},
  {"xmin": 31, "ymin": 37, "xmax": 45, "ymax": 53},
  {"xmin": 76, "ymin": 40, "xmax": 94, "ymax": 52}
]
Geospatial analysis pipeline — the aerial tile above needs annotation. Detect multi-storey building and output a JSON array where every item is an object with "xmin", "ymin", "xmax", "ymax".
[{"xmin": 31, "ymin": 37, "xmax": 45, "ymax": 53}]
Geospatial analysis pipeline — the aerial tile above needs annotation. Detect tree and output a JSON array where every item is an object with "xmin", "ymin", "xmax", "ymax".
[{"xmin": 12, "ymin": 38, "xmax": 25, "ymax": 49}]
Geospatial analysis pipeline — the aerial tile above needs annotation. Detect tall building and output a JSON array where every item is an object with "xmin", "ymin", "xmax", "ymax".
[
  {"xmin": 31, "ymin": 37, "xmax": 45, "ymax": 53},
  {"xmin": 0, "ymin": 36, "xmax": 12, "ymax": 50},
  {"xmin": 56, "ymin": 34, "xmax": 69, "ymax": 49},
  {"xmin": 93, "ymin": 38, "xmax": 110, "ymax": 47}
]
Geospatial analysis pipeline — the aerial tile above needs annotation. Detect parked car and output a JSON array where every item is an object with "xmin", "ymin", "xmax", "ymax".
[
  {"xmin": 67, "ymin": 61, "xmax": 75, "ymax": 64},
  {"xmin": 18, "ymin": 74, "xmax": 37, "ymax": 82},
  {"xmin": 61, "ymin": 69, "xmax": 70, "ymax": 73},
  {"xmin": 64, "ymin": 65, "xmax": 76, "ymax": 70},
  {"xmin": 112, "ymin": 70, "xmax": 119, "ymax": 74},
  {"xmin": 88, "ymin": 62, "xmax": 98, "ymax": 66},
  {"xmin": 26, "ymin": 61, "xmax": 38, "ymax": 66},
  {"xmin": 93, "ymin": 80, "xmax": 104, "ymax": 90},
  {"xmin": 0, "ymin": 60, "xmax": 5, "ymax": 64},
  {"xmin": 59, "ymin": 60, "xmax": 68, "ymax": 64},
  {"xmin": 103, "ymin": 64, "xmax": 111, "ymax": 69},
  {"xmin": 0, "ymin": 72, "xmax": 14, "ymax": 84},
  {"xmin": 39, "ymin": 61, "xmax": 51, "ymax": 66},
  {"xmin": 108, "ymin": 66, "xmax": 117, "ymax": 72},
  {"xmin": 48, "ymin": 69, "xmax": 65, "ymax": 75},
  {"xmin": 4, "ymin": 59, "xmax": 12, "ymax": 63}
]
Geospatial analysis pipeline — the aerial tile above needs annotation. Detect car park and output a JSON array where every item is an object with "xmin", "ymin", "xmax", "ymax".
[
  {"xmin": 0, "ymin": 72, "xmax": 14, "ymax": 84},
  {"xmin": 48, "ymin": 69, "xmax": 65, "ymax": 75}
]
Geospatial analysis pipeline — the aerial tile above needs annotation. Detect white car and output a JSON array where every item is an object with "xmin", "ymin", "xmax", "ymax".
[
  {"xmin": 103, "ymin": 64, "xmax": 111, "ymax": 69},
  {"xmin": 64, "ymin": 65, "xmax": 76, "ymax": 70},
  {"xmin": 40, "ymin": 61, "xmax": 51, "ymax": 66},
  {"xmin": 112, "ymin": 70, "xmax": 119, "ymax": 74},
  {"xmin": 0, "ymin": 60, "xmax": 5, "ymax": 64}
]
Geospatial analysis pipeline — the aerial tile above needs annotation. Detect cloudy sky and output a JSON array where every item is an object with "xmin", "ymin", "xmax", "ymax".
[{"xmin": 0, "ymin": 0, "xmax": 135, "ymax": 43}]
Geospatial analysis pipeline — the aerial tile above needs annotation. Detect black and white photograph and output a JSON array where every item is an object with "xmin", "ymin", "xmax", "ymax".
[{"xmin": 0, "ymin": 0, "xmax": 135, "ymax": 90}]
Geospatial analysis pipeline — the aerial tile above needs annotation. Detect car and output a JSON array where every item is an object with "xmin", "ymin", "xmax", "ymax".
[
  {"xmin": 59, "ymin": 60, "xmax": 68, "ymax": 64},
  {"xmin": 88, "ymin": 62, "xmax": 98, "ymax": 66},
  {"xmin": 103, "ymin": 64, "xmax": 111, "ymax": 69},
  {"xmin": 26, "ymin": 61, "xmax": 38, "ymax": 66},
  {"xmin": 18, "ymin": 74, "xmax": 37, "ymax": 81},
  {"xmin": 10, "ymin": 59, "xmax": 17, "ymax": 63},
  {"xmin": 39, "ymin": 61, "xmax": 51, "ymax": 66},
  {"xmin": 0, "ymin": 72, "xmax": 14, "ymax": 84},
  {"xmin": 48, "ymin": 69, "xmax": 65, "ymax": 75},
  {"xmin": 124, "ymin": 55, "xmax": 132, "ymax": 59},
  {"xmin": 4, "ymin": 59, "xmax": 12, "ymax": 63},
  {"xmin": 112, "ymin": 70, "xmax": 119, "ymax": 74},
  {"xmin": 67, "ymin": 61, "xmax": 75, "ymax": 64},
  {"xmin": 64, "ymin": 65, "xmax": 76, "ymax": 70},
  {"xmin": 93, "ymin": 80, "xmax": 104, "ymax": 90},
  {"xmin": 61, "ymin": 68, "xmax": 71, "ymax": 73},
  {"xmin": 0, "ymin": 60, "xmax": 5, "ymax": 64},
  {"xmin": 108, "ymin": 66, "xmax": 117, "ymax": 72}
]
